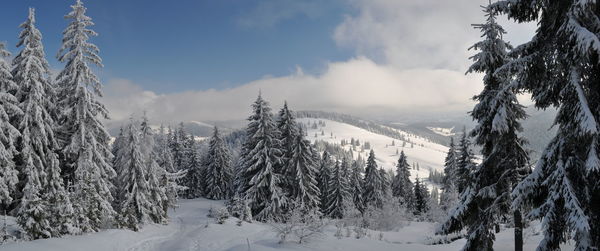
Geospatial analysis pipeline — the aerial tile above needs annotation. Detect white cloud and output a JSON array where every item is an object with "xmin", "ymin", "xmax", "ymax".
[
  {"xmin": 103, "ymin": 58, "xmax": 482, "ymax": 123},
  {"xmin": 103, "ymin": 0, "xmax": 538, "ymax": 123},
  {"xmin": 334, "ymin": 0, "xmax": 536, "ymax": 70}
]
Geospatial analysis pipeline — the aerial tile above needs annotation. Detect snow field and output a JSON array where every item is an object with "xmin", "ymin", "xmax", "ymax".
[
  {"xmin": 300, "ymin": 118, "xmax": 448, "ymax": 185},
  {"xmin": 0, "ymin": 198, "xmax": 573, "ymax": 251}
]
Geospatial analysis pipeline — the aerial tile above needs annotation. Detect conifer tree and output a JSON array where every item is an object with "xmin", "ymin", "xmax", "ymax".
[
  {"xmin": 170, "ymin": 123, "xmax": 187, "ymax": 173},
  {"xmin": 114, "ymin": 120, "xmax": 153, "ymax": 231},
  {"xmin": 140, "ymin": 115, "xmax": 168, "ymax": 224},
  {"xmin": 379, "ymin": 167, "xmax": 391, "ymax": 199},
  {"xmin": 287, "ymin": 128, "xmax": 320, "ymax": 210},
  {"xmin": 205, "ymin": 127, "xmax": 233, "ymax": 200},
  {"xmin": 0, "ymin": 43, "xmax": 21, "ymax": 208},
  {"xmin": 12, "ymin": 8, "xmax": 68, "ymax": 239},
  {"xmin": 391, "ymin": 151, "xmax": 414, "ymax": 209},
  {"xmin": 362, "ymin": 150, "xmax": 383, "ymax": 209},
  {"xmin": 442, "ymin": 137, "xmax": 458, "ymax": 189},
  {"xmin": 326, "ymin": 160, "xmax": 350, "ymax": 219},
  {"xmin": 239, "ymin": 94, "xmax": 287, "ymax": 221},
  {"xmin": 439, "ymin": 137, "xmax": 459, "ymax": 213},
  {"xmin": 111, "ymin": 127, "xmax": 124, "ymax": 163},
  {"xmin": 155, "ymin": 125, "xmax": 184, "ymax": 211},
  {"xmin": 455, "ymin": 128, "xmax": 475, "ymax": 194},
  {"xmin": 183, "ymin": 135, "xmax": 203, "ymax": 198},
  {"xmin": 340, "ymin": 157, "xmax": 352, "ymax": 195},
  {"xmin": 493, "ymin": 0, "xmax": 600, "ymax": 249},
  {"xmin": 349, "ymin": 160, "xmax": 364, "ymax": 212},
  {"xmin": 413, "ymin": 177, "xmax": 430, "ymax": 216},
  {"xmin": 55, "ymin": 0, "xmax": 116, "ymax": 232},
  {"xmin": 276, "ymin": 101, "xmax": 299, "ymax": 194},
  {"xmin": 317, "ymin": 151, "xmax": 333, "ymax": 213},
  {"xmin": 437, "ymin": 5, "xmax": 530, "ymax": 251}
]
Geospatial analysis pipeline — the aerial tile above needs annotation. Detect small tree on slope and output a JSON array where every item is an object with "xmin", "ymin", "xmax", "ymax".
[
  {"xmin": 114, "ymin": 120, "xmax": 153, "ymax": 231},
  {"xmin": 326, "ymin": 160, "xmax": 350, "ymax": 219},
  {"xmin": 349, "ymin": 159, "xmax": 364, "ymax": 213},
  {"xmin": 287, "ymin": 128, "xmax": 320, "ymax": 210},
  {"xmin": 391, "ymin": 151, "xmax": 414, "ymax": 209},
  {"xmin": 455, "ymin": 128, "xmax": 476, "ymax": 194},
  {"xmin": 183, "ymin": 135, "xmax": 203, "ymax": 198},
  {"xmin": 318, "ymin": 151, "xmax": 333, "ymax": 214},
  {"xmin": 155, "ymin": 125, "xmax": 185, "ymax": 211},
  {"xmin": 363, "ymin": 150, "xmax": 384, "ymax": 209},
  {"xmin": 140, "ymin": 115, "xmax": 169, "ymax": 224},
  {"xmin": 205, "ymin": 126, "xmax": 233, "ymax": 200},
  {"xmin": 442, "ymin": 137, "xmax": 458, "ymax": 190},
  {"xmin": 413, "ymin": 177, "xmax": 430, "ymax": 217},
  {"xmin": 277, "ymin": 101, "xmax": 300, "ymax": 196}
]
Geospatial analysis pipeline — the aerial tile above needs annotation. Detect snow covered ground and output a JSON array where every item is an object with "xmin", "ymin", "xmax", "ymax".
[
  {"xmin": 427, "ymin": 126, "xmax": 456, "ymax": 137},
  {"xmin": 0, "ymin": 198, "xmax": 572, "ymax": 251},
  {"xmin": 300, "ymin": 118, "xmax": 448, "ymax": 183}
]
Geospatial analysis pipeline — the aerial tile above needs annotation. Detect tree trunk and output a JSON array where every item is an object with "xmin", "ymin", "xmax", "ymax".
[{"xmin": 514, "ymin": 210, "xmax": 523, "ymax": 251}]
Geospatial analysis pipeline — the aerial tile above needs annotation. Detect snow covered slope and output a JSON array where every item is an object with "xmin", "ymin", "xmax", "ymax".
[
  {"xmin": 300, "ymin": 118, "xmax": 448, "ymax": 182},
  {"xmin": 0, "ymin": 198, "xmax": 572, "ymax": 251}
]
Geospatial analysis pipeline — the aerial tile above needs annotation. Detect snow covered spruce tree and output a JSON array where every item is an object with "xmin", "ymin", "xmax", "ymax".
[
  {"xmin": 413, "ymin": 177, "xmax": 430, "ymax": 217},
  {"xmin": 391, "ymin": 151, "xmax": 414, "ymax": 209},
  {"xmin": 379, "ymin": 167, "xmax": 391, "ymax": 200},
  {"xmin": 183, "ymin": 135, "xmax": 203, "ymax": 198},
  {"xmin": 363, "ymin": 150, "xmax": 384, "ymax": 209},
  {"xmin": 114, "ymin": 120, "xmax": 154, "ymax": 231},
  {"xmin": 455, "ymin": 127, "xmax": 476, "ymax": 194},
  {"xmin": 349, "ymin": 159, "xmax": 364, "ymax": 213},
  {"xmin": 0, "ymin": 43, "xmax": 21, "ymax": 210},
  {"xmin": 205, "ymin": 126, "xmax": 233, "ymax": 200},
  {"xmin": 54, "ymin": 0, "xmax": 116, "ymax": 232},
  {"xmin": 286, "ymin": 128, "xmax": 320, "ymax": 210},
  {"xmin": 155, "ymin": 125, "xmax": 185, "ymax": 211},
  {"xmin": 11, "ymin": 8, "xmax": 75, "ymax": 239},
  {"xmin": 439, "ymin": 137, "xmax": 459, "ymax": 213},
  {"xmin": 169, "ymin": 123, "xmax": 188, "ymax": 174},
  {"xmin": 326, "ymin": 160, "xmax": 350, "ymax": 218},
  {"xmin": 442, "ymin": 137, "xmax": 458, "ymax": 189},
  {"xmin": 437, "ymin": 6, "xmax": 529, "ymax": 250},
  {"xmin": 491, "ymin": 0, "xmax": 600, "ymax": 249},
  {"xmin": 277, "ymin": 103, "xmax": 320, "ymax": 210},
  {"xmin": 317, "ymin": 150, "xmax": 333, "ymax": 214},
  {"xmin": 239, "ymin": 94, "xmax": 288, "ymax": 221},
  {"xmin": 276, "ymin": 101, "xmax": 299, "ymax": 194},
  {"xmin": 140, "ymin": 115, "xmax": 168, "ymax": 224}
]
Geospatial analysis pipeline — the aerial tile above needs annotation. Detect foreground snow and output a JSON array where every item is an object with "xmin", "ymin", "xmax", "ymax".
[{"xmin": 0, "ymin": 199, "xmax": 573, "ymax": 251}]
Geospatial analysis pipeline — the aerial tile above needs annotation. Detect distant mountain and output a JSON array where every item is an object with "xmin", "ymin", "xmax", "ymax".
[{"xmin": 388, "ymin": 106, "xmax": 556, "ymax": 161}]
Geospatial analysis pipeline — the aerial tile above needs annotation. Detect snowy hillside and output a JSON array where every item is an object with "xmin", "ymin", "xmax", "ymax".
[{"xmin": 299, "ymin": 118, "xmax": 448, "ymax": 183}]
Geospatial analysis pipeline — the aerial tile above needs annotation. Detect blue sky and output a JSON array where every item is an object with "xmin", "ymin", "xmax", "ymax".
[{"xmin": 0, "ymin": 0, "xmax": 352, "ymax": 93}]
